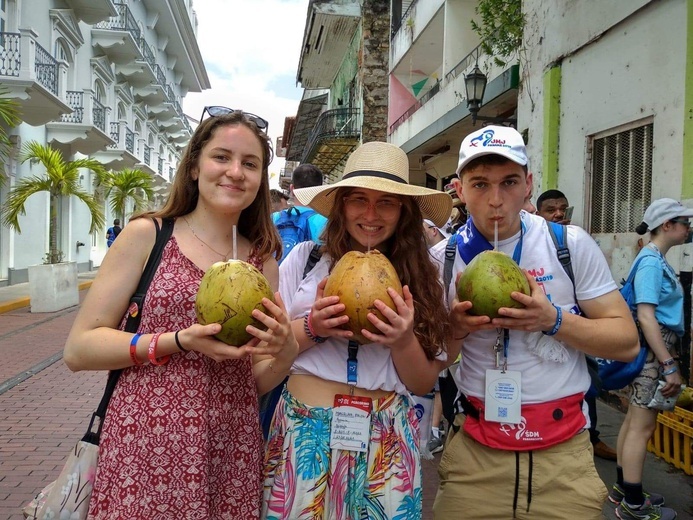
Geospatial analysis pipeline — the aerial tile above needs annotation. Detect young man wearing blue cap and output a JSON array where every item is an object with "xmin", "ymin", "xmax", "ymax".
[{"xmin": 432, "ymin": 125, "xmax": 641, "ymax": 519}]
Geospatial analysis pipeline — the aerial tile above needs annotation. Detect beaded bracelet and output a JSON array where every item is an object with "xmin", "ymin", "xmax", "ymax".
[
  {"xmin": 148, "ymin": 333, "xmax": 170, "ymax": 366},
  {"xmin": 130, "ymin": 333, "xmax": 143, "ymax": 365},
  {"xmin": 174, "ymin": 330, "xmax": 188, "ymax": 353},
  {"xmin": 304, "ymin": 313, "xmax": 326, "ymax": 343},
  {"xmin": 662, "ymin": 366, "xmax": 678, "ymax": 376},
  {"xmin": 542, "ymin": 305, "xmax": 563, "ymax": 336}
]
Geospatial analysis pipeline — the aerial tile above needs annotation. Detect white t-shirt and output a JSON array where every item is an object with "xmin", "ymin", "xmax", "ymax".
[
  {"xmin": 279, "ymin": 241, "xmax": 409, "ymax": 395},
  {"xmin": 430, "ymin": 211, "xmax": 617, "ymax": 406}
]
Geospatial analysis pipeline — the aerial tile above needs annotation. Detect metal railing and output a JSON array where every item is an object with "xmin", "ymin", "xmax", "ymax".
[
  {"xmin": 158, "ymin": 156, "xmax": 164, "ymax": 175},
  {"xmin": 302, "ymin": 107, "xmax": 360, "ymax": 159},
  {"xmin": 0, "ymin": 32, "xmax": 20, "ymax": 77},
  {"xmin": 109, "ymin": 122, "xmax": 120, "ymax": 148},
  {"xmin": 389, "ymin": 80, "xmax": 440, "ymax": 133},
  {"xmin": 143, "ymin": 144, "xmax": 151, "ymax": 165},
  {"xmin": 61, "ymin": 90, "xmax": 84, "ymax": 123},
  {"xmin": 95, "ymin": 2, "xmax": 141, "ymax": 42},
  {"xmin": 137, "ymin": 38, "xmax": 156, "ymax": 69},
  {"xmin": 125, "ymin": 126, "xmax": 135, "ymax": 153},
  {"xmin": 93, "ymin": 98, "xmax": 106, "ymax": 132},
  {"xmin": 153, "ymin": 64, "xmax": 166, "ymax": 89},
  {"xmin": 34, "ymin": 41, "xmax": 58, "ymax": 95},
  {"xmin": 445, "ymin": 43, "xmax": 483, "ymax": 85}
]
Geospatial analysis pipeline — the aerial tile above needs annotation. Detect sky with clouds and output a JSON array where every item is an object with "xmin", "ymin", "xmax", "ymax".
[{"xmin": 183, "ymin": 0, "xmax": 310, "ymax": 188}]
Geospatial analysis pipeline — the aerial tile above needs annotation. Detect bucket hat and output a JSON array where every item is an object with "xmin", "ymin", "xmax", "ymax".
[{"xmin": 294, "ymin": 141, "xmax": 453, "ymax": 228}]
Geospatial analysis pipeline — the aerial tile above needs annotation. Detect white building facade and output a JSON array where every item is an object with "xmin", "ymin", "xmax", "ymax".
[{"xmin": 0, "ymin": 0, "xmax": 210, "ymax": 285}]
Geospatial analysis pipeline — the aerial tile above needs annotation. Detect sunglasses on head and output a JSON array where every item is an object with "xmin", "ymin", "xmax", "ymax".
[{"xmin": 201, "ymin": 106, "xmax": 269, "ymax": 131}]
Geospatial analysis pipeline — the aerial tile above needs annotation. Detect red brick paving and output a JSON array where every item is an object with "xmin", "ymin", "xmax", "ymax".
[{"xmin": 0, "ymin": 290, "xmax": 444, "ymax": 519}]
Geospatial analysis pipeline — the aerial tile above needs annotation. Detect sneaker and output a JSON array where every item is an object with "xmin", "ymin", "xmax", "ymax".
[
  {"xmin": 615, "ymin": 499, "xmax": 677, "ymax": 520},
  {"xmin": 608, "ymin": 483, "xmax": 665, "ymax": 506},
  {"xmin": 426, "ymin": 435, "xmax": 444, "ymax": 454}
]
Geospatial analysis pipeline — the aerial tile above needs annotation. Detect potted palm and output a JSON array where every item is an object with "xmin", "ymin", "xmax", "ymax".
[{"xmin": 1, "ymin": 141, "xmax": 106, "ymax": 312}]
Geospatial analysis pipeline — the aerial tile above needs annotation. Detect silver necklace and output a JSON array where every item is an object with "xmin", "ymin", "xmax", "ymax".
[{"xmin": 184, "ymin": 216, "xmax": 233, "ymax": 261}]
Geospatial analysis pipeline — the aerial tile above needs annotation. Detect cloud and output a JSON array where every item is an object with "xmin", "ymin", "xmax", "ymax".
[{"xmin": 183, "ymin": 0, "xmax": 309, "ymax": 185}]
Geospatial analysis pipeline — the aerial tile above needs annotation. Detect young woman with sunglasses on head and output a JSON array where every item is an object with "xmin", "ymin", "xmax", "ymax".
[
  {"xmin": 261, "ymin": 141, "xmax": 453, "ymax": 519},
  {"xmin": 63, "ymin": 109, "xmax": 297, "ymax": 518},
  {"xmin": 609, "ymin": 198, "xmax": 693, "ymax": 520}
]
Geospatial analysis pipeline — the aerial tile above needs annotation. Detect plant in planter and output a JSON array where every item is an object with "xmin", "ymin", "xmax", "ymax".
[{"xmin": 0, "ymin": 141, "xmax": 106, "ymax": 311}]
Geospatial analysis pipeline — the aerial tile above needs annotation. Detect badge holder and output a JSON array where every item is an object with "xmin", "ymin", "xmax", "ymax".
[
  {"xmin": 330, "ymin": 341, "xmax": 372, "ymax": 452},
  {"xmin": 485, "ymin": 329, "xmax": 522, "ymax": 424}
]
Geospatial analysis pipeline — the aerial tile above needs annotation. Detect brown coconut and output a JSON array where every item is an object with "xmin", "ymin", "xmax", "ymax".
[
  {"xmin": 195, "ymin": 259, "xmax": 274, "ymax": 346},
  {"xmin": 323, "ymin": 250, "xmax": 403, "ymax": 344}
]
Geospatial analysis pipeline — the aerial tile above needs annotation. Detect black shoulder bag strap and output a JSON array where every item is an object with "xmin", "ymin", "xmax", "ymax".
[{"xmin": 82, "ymin": 217, "xmax": 175, "ymax": 444}]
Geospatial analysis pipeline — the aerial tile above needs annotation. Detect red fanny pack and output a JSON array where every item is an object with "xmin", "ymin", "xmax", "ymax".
[{"xmin": 463, "ymin": 393, "xmax": 586, "ymax": 451}]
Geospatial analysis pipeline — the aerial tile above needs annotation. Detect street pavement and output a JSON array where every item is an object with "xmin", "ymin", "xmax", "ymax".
[{"xmin": 0, "ymin": 276, "xmax": 692, "ymax": 519}]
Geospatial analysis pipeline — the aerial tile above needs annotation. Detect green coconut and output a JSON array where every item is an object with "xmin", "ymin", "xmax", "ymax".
[
  {"xmin": 195, "ymin": 259, "xmax": 274, "ymax": 346},
  {"xmin": 323, "ymin": 250, "xmax": 403, "ymax": 345},
  {"xmin": 456, "ymin": 250, "xmax": 530, "ymax": 319}
]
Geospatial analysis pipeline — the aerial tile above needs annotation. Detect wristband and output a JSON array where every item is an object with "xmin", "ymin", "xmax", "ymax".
[
  {"xmin": 148, "ymin": 333, "xmax": 170, "ymax": 365},
  {"xmin": 174, "ymin": 330, "xmax": 188, "ymax": 352},
  {"xmin": 130, "ymin": 333, "xmax": 143, "ymax": 365},
  {"xmin": 304, "ymin": 313, "xmax": 326, "ymax": 343},
  {"xmin": 542, "ymin": 305, "xmax": 563, "ymax": 336},
  {"xmin": 662, "ymin": 357, "xmax": 676, "ymax": 367},
  {"xmin": 662, "ymin": 366, "xmax": 678, "ymax": 376}
]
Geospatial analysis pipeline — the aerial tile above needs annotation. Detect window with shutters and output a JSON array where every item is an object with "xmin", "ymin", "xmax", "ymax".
[{"xmin": 589, "ymin": 122, "xmax": 653, "ymax": 234}]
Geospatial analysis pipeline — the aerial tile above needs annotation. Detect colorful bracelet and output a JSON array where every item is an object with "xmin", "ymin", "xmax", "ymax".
[
  {"xmin": 174, "ymin": 330, "xmax": 188, "ymax": 353},
  {"xmin": 130, "ymin": 333, "xmax": 143, "ymax": 365},
  {"xmin": 662, "ymin": 366, "xmax": 678, "ymax": 376},
  {"xmin": 304, "ymin": 313, "xmax": 326, "ymax": 343},
  {"xmin": 542, "ymin": 305, "xmax": 563, "ymax": 336},
  {"xmin": 148, "ymin": 333, "xmax": 170, "ymax": 366}
]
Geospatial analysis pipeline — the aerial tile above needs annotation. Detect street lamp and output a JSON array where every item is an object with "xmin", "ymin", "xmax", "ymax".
[{"xmin": 464, "ymin": 65, "xmax": 517, "ymax": 126}]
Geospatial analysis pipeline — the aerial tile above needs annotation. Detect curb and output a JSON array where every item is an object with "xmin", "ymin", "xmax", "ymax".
[{"xmin": 0, "ymin": 280, "xmax": 93, "ymax": 315}]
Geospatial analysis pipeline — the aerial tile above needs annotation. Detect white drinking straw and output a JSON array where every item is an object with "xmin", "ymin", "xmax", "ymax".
[
  {"xmin": 232, "ymin": 225, "xmax": 237, "ymax": 260},
  {"xmin": 494, "ymin": 221, "xmax": 498, "ymax": 250}
]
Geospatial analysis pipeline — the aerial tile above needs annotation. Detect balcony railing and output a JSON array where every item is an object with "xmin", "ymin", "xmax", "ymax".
[
  {"xmin": 60, "ymin": 90, "xmax": 84, "ymax": 123},
  {"xmin": 34, "ymin": 41, "xmax": 58, "ymax": 95},
  {"xmin": 143, "ymin": 144, "xmax": 151, "ymax": 165},
  {"xmin": 93, "ymin": 98, "xmax": 106, "ymax": 132},
  {"xmin": 125, "ymin": 126, "xmax": 135, "ymax": 154},
  {"xmin": 302, "ymin": 107, "xmax": 360, "ymax": 160},
  {"xmin": 95, "ymin": 1, "xmax": 141, "ymax": 41},
  {"xmin": 137, "ymin": 38, "xmax": 156, "ymax": 69},
  {"xmin": 389, "ymin": 80, "xmax": 440, "ymax": 133},
  {"xmin": 158, "ymin": 156, "xmax": 164, "ymax": 175},
  {"xmin": 0, "ymin": 32, "xmax": 20, "ymax": 77}
]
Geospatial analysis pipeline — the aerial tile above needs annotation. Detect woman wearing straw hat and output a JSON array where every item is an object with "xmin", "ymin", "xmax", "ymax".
[{"xmin": 262, "ymin": 141, "xmax": 453, "ymax": 519}]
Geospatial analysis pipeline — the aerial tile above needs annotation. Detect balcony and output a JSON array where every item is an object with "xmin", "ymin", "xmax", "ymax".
[
  {"xmin": 0, "ymin": 29, "xmax": 71, "ymax": 126},
  {"xmin": 115, "ymin": 38, "xmax": 157, "ymax": 88},
  {"xmin": 296, "ymin": 0, "xmax": 361, "ymax": 89},
  {"xmin": 93, "ymin": 120, "xmax": 138, "ymax": 169},
  {"xmin": 134, "ymin": 142, "xmax": 156, "ymax": 176},
  {"xmin": 46, "ymin": 90, "xmax": 114, "ymax": 155},
  {"xmin": 91, "ymin": 2, "xmax": 141, "ymax": 64},
  {"xmin": 132, "ymin": 63, "xmax": 168, "ymax": 105},
  {"xmin": 300, "ymin": 107, "xmax": 360, "ymax": 177},
  {"xmin": 64, "ymin": 0, "xmax": 117, "ymax": 24}
]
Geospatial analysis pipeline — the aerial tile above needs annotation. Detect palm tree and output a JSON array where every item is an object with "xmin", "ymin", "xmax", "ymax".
[
  {"xmin": 96, "ymin": 168, "xmax": 154, "ymax": 223},
  {"xmin": 1, "ymin": 141, "xmax": 106, "ymax": 264},
  {"xmin": 0, "ymin": 88, "xmax": 21, "ymax": 184}
]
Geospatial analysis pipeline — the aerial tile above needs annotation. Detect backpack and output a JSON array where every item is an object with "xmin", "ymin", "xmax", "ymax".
[
  {"xmin": 274, "ymin": 207, "xmax": 317, "ymax": 264},
  {"xmin": 258, "ymin": 243, "xmax": 322, "ymax": 439},
  {"xmin": 595, "ymin": 255, "xmax": 649, "ymax": 391}
]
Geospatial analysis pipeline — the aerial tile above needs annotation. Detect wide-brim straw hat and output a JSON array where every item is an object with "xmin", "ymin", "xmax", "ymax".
[{"xmin": 293, "ymin": 141, "xmax": 453, "ymax": 228}]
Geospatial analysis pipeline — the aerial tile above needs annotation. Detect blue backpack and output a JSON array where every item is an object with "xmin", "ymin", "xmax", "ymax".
[{"xmin": 274, "ymin": 207, "xmax": 316, "ymax": 264}]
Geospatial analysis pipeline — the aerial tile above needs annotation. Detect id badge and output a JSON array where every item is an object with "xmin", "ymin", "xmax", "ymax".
[
  {"xmin": 330, "ymin": 394, "xmax": 372, "ymax": 453},
  {"xmin": 484, "ymin": 369, "xmax": 522, "ymax": 424}
]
